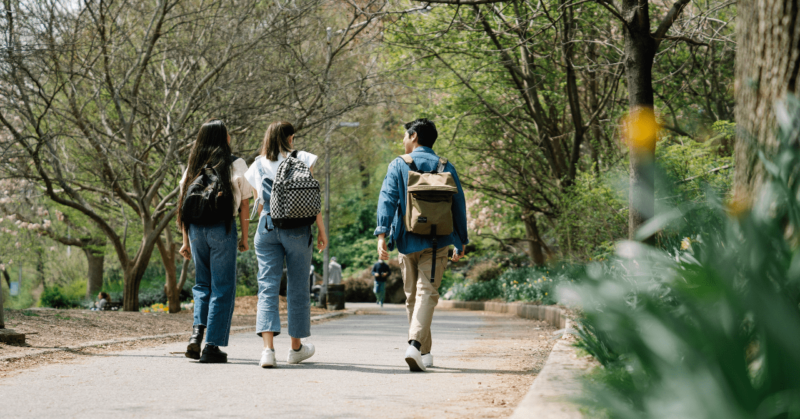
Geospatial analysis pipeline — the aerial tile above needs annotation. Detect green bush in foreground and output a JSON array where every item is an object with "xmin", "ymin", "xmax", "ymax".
[{"xmin": 561, "ymin": 100, "xmax": 800, "ymax": 419}]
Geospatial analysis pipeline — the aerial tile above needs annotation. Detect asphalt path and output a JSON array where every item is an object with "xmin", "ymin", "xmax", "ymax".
[{"xmin": 0, "ymin": 303, "xmax": 535, "ymax": 418}]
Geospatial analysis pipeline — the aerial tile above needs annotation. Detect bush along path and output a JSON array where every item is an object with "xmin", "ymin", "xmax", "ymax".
[{"xmin": 559, "ymin": 102, "xmax": 800, "ymax": 418}]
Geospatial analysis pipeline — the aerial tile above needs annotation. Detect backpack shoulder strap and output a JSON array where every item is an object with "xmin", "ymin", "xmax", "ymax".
[
  {"xmin": 290, "ymin": 150, "xmax": 299, "ymax": 159},
  {"xmin": 256, "ymin": 156, "xmax": 266, "ymax": 179},
  {"xmin": 399, "ymin": 154, "xmax": 419, "ymax": 172},
  {"xmin": 437, "ymin": 157, "xmax": 448, "ymax": 173}
]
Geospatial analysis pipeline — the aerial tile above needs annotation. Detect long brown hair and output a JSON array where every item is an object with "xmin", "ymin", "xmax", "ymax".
[
  {"xmin": 177, "ymin": 119, "xmax": 234, "ymax": 228},
  {"xmin": 261, "ymin": 121, "xmax": 294, "ymax": 161}
]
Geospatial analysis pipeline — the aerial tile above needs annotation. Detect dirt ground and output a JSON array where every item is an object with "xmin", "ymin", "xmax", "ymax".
[
  {"xmin": 0, "ymin": 295, "xmax": 329, "ymax": 376},
  {"xmin": 420, "ymin": 310, "xmax": 559, "ymax": 419}
]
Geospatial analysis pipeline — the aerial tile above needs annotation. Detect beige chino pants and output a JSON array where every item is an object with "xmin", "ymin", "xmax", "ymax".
[{"xmin": 399, "ymin": 246, "xmax": 449, "ymax": 354}]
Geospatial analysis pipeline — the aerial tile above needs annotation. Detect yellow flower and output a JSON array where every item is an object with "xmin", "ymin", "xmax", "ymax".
[
  {"xmin": 545, "ymin": 292, "xmax": 548, "ymax": 296},
  {"xmin": 622, "ymin": 107, "xmax": 659, "ymax": 157},
  {"xmin": 680, "ymin": 237, "xmax": 691, "ymax": 250}
]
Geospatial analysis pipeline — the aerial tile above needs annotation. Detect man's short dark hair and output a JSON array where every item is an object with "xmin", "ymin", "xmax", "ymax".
[{"xmin": 404, "ymin": 118, "xmax": 438, "ymax": 148}]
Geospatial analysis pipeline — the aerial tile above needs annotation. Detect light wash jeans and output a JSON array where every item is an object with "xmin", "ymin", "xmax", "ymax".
[
  {"xmin": 189, "ymin": 220, "xmax": 238, "ymax": 347},
  {"xmin": 254, "ymin": 215, "xmax": 313, "ymax": 338},
  {"xmin": 373, "ymin": 281, "xmax": 386, "ymax": 304}
]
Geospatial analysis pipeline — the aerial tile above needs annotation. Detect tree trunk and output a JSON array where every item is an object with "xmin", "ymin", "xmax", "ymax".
[
  {"xmin": 733, "ymin": 0, "xmax": 800, "ymax": 202},
  {"xmin": 523, "ymin": 214, "xmax": 546, "ymax": 266},
  {"xmin": 82, "ymin": 247, "xmax": 105, "ymax": 300},
  {"xmin": 622, "ymin": 0, "xmax": 657, "ymax": 239},
  {"xmin": 122, "ymin": 238, "xmax": 160, "ymax": 311},
  {"xmin": 156, "ymin": 234, "xmax": 181, "ymax": 313},
  {"xmin": 587, "ymin": 36, "xmax": 603, "ymax": 174},
  {"xmin": 1, "ymin": 275, "xmax": 5, "ymax": 329},
  {"xmin": 178, "ymin": 258, "xmax": 190, "ymax": 291}
]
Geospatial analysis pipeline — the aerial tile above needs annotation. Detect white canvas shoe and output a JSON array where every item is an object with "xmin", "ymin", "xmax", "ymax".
[
  {"xmin": 260, "ymin": 348, "xmax": 276, "ymax": 368},
  {"xmin": 287, "ymin": 343, "xmax": 315, "ymax": 364},
  {"xmin": 404, "ymin": 345, "xmax": 426, "ymax": 372},
  {"xmin": 422, "ymin": 353, "xmax": 434, "ymax": 368}
]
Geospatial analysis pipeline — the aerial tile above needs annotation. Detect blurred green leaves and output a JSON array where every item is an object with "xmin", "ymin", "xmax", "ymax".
[{"xmin": 563, "ymin": 100, "xmax": 800, "ymax": 419}]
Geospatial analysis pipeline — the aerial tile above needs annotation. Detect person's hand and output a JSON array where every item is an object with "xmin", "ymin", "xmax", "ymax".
[
  {"xmin": 377, "ymin": 235, "xmax": 389, "ymax": 260},
  {"xmin": 238, "ymin": 237, "xmax": 249, "ymax": 252},
  {"xmin": 317, "ymin": 230, "xmax": 328, "ymax": 253},
  {"xmin": 451, "ymin": 247, "xmax": 464, "ymax": 263},
  {"xmin": 179, "ymin": 242, "xmax": 192, "ymax": 260}
]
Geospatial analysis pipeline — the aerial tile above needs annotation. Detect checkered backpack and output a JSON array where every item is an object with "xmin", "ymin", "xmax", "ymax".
[{"xmin": 269, "ymin": 150, "xmax": 321, "ymax": 229}]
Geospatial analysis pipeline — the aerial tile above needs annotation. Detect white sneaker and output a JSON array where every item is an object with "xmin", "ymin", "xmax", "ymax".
[
  {"xmin": 422, "ymin": 353, "xmax": 433, "ymax": 368},
  {"xmin": 260, "ymin": 348, "xmax": 276, "ymax": 368},
  {"xmin": 287, "ymin": 343, "xmax": 315, "ymax": 364},
  {"xmin": 404, "ymin": 345, "xmax": 426, "ymax": 372}
]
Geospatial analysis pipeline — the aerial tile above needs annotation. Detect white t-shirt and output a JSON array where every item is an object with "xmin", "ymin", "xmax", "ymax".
[
  {"xmin": 179, "ymin": 157, "xmax": 253, "ymax": 217},
  {"xmin": 244, "ymin": 151, "xmax": 318, "ymax": 202}
]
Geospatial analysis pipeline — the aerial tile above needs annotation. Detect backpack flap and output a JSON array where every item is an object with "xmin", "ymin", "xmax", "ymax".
[{"xmin": 401, "ymin": 155, "xmax": 457, "ymax": 236}]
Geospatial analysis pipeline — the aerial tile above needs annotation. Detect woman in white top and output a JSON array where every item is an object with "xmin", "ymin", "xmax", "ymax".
[
  {"xmin": 177, "ymin": 119, "xmax": 251, "ymax": 364},
  {"xmin": 244, "ymin": 121, "xmax": 327, "ymax": 368}
]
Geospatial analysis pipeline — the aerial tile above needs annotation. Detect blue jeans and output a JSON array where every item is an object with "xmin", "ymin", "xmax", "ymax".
[
  {"xmin": 373, "ymin": 281, "xmax": 386, "ymax": 303},
  {"xmin": 254, "ymin": 216, "xmax": 313, "ymax": 338},
  {"xmin": 189, "ymin": 220, "xmax": 238, "ymax": 347}
]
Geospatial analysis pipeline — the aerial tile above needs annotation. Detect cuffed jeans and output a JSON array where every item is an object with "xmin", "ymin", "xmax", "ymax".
[
  {"xmin": 254, "ymin": 216, "xmax": 313, "ymax": 338},
  {"xmin": 399, "ymin": 246, "xmax": 449, "ymax": 354},
  {"xmin": 190, "ymin": 220, "xmax": 238, "ymax": 347},
  {"xmin": 373, "ymin": 281, "xmax": 386, "ymax": 304}
]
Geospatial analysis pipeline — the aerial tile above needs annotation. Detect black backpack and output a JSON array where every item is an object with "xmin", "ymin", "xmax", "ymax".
[{"xmin": 180, "ymin": 156, "xmax": 235, "ymax": 226}]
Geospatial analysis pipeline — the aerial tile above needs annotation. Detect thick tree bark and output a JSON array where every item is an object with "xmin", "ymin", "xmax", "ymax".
[
  {"xmin": 621, "ymin": 0, "xmax": 658, "ymax": 239},
  {"xmin": 523, "ymin": 214, "xmax": 546, "ymax": 266},
  {"xmin": 82, "ymin": 247, "xmax": 105, "ymax": 300},
  {"xmin": 156, "ymin": 233, "xmax": 181, "ymax": 313},
  {"xmin": 122, "ymin": 237, "xmax": 160, "ymax": 311},
  {"xmin": 1, "ymin": 275, "xmax": 5, "ymax": 329},
  {"xmin": 178, "ymin": 258, "xmax": 191, "ymax": 291},
  {"xmin": 734, "ymin": 0, "xmax": 800, "ymax": 201}
]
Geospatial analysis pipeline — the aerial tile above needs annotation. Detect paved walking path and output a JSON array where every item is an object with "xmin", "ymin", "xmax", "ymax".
[{"xmin": 0, "ymin": 303, "xmax": 548, "ymax": 418}]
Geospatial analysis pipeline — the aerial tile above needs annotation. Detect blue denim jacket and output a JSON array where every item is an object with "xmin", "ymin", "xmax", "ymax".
[{"xmin": 374, "ymin": 146, "xmax": 469, "ymax": 254}]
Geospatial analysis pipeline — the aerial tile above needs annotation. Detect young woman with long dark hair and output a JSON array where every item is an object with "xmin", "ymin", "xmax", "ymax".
[
  {"xmin": 178, "ymin": 119, "xmax": 251, "ymax": 364},
  {"xmin": 244, "ymin": 121, "xmax": 327, "ymax": 368}
]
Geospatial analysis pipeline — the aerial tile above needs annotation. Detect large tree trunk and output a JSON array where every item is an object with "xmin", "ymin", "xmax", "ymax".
[
  {"xmin": 523, "ymin": 214, "xmax": 546, "ymax": 266},
  {"xmin": 734, "ymin": 0, "xmax": 800, "ymax": 201},
  {"xmin": 82, "ymin": 246, "xmax": 105, "ymax": 300},
  {"xmin": 156, "ymin": 233, "xmax": 181, "ymax": 313},
  {"xmin": 622, "ymin": 0, "xmax": 657, "ymax": 239},
  {"xmin": 122, "ymin": 237, "xmax": 160, "ymax": 311}
]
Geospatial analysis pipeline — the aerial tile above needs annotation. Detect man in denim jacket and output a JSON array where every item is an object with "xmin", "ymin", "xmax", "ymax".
[{"xmin": 375, "ymin": 118, "xmax": 468, "ymax": 372}]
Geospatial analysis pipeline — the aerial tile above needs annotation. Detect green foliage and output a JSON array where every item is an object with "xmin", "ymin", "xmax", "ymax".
[
  {"xmin": 236, "ymin": 283, "xmax": 257, "ymax": 297},
  {"xmin": 555, "ymin": 171, "xmax": 628, "ymax": 260},
  {"xmin": 39, "ymin": 285, "xmax": 82, "ymax": 309},
  {"xmin": 563, "ymin": 102, "xmax": 800, "ymax": 418},
  {"xmin": 447, "ymin": 263, "xmax": 581, "ymax": 304}
]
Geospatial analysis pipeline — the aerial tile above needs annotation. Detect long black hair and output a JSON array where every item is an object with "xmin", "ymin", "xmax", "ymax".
[{"xmin": 177, "ymin": 119, "xmax": 234, "ymax": 228}]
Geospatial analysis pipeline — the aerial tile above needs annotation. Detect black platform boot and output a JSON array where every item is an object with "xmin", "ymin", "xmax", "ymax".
[
  {"xmin": 185, "ymin": 325, "xmax": 205, "ymax": 360},
  {"xmin": 199, "ymin": 344, "xmax": 228, "ymax": 364}
]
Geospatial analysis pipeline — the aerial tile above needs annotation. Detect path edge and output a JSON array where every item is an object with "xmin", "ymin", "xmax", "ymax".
[
  {"xmin": 438, "ymin": 301, "xmax": 585, "ymax": 419},
  {"xmin": 0, "ymin": 311, "xmax": 349, "ymax": 363}
]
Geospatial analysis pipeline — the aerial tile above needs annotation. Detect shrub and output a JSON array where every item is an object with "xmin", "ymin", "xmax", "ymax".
[
  {"xmin": 561, "ymin": 100, "xmax": 800, "ymax": 419},
  {"xmin": 466, "ymin": 260, "xmax": 503, "ymax": 282},
  {"xmin": 39, "ymin": 286, "xmax": 81, "ymax": 309}
]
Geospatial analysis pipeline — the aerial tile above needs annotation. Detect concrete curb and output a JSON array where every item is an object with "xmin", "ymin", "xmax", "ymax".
[
  {"xmin": 0, "ymin": 311, "xmax": 349, "ymax": 363},
  {"xmin": 438, "ymin": 300, "xmax": 568, "ymax": 329},
  {"xmin": 439, "ymin": 300, "xmax": 585, "ymax": 419}
]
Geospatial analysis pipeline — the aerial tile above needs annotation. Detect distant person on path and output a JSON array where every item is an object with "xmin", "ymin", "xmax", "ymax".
[
  {"xmin": 178, "ymin": 119, "xmax": 251, "ymax": 364},
  {"xmin": 371, "ymin": 260, "xmax": 390, "ymax": 307},
  {"xmin": 375, "ymin": 118, "xmax": 468, "ymax": 372},
  {"xmin": 328, "ymin": 257, "xmax": 342, "ymax": 285},
  {"xmin": 245, "ymin": 121, "xmax": 327, "ymax": 369}
]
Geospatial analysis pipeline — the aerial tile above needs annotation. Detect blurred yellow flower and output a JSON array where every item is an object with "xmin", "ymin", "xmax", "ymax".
[
  {"xmin": 622, "ymin": 107, "xmax": 659, "ymax": 156},
  {"xmin": 680, "ymin": 237, "xmax": 691, "ymax": 250}
]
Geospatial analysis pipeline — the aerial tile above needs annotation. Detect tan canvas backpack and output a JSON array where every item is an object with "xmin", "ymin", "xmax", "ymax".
[{"xmin": 401, "ymin": 154, "xmax": 458, "ymax": 281}]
